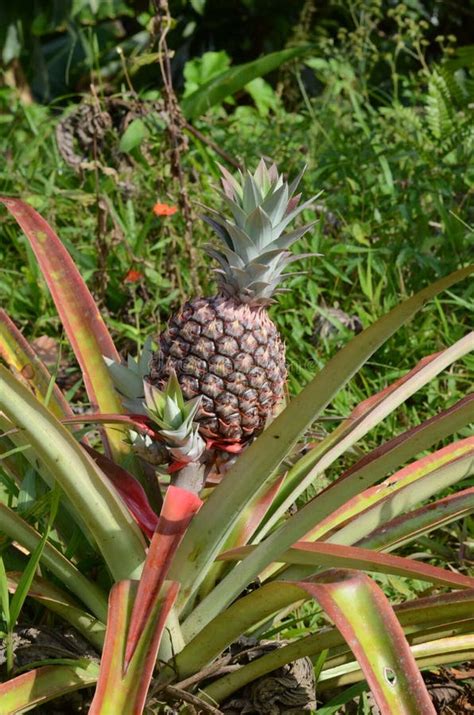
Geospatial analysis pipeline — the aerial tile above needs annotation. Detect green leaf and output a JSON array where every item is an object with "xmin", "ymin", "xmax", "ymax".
[
  {"xmin": 0, "ymin": 198, "xmax": 129, "ymax": 463},
  {"xmin": 0, "ymin": 365, "xmax": 146, "ymax": 582},
  {"xmin": 9, "ymin": 486, "xmax": 60, "ymax": 627},
  {"xmin": 319, "ymin": 633, "xmax": 474, "ymax": 691},
  {"xmin": 323, "ymin": 437, "xmax": 474, "ymax": 549},
  {"xmin": 183, "ymin": 51, "xmax": 231, "ymax": 97},
  {"xmin": 0, "ymin": 556, "xmax": 10, "ymax": 624},
  {"xmin": 203, "ymin": 571, "xmax": 436, "ymax": 713},
  {"xmin": 359, "ymin": 487, "xmax": 474, "ymax": 552},
  {"xmin": 0, "ymin": 662, "xmax": 99, "ymax": 713},
  {"xmin": 245, "ymin": 77, "xmax": 279, "ymax": 117},
  {"xmin": 261, "ymin": 334, "xmax": 474, "ymax": 538},
  {"xmin": 17, "ymin": 467, "xmax": 37, "ymax": 512},
  {"xmin": 119, "ymin": 119, "xmax": 149, "ymax": 153},
  {"xmin": 0, "ymin": 309, "xmax": 72, "ymax": 421},
  {"xmin": 165, "ymin": 586, "xmax": 474, "ymax": 689},
  {"xmin": 2, "ymin": 23, "xmax": 21, "ymax": 64},
  {"xmin": 190, "ymin": 0, "xmax": 206, "ymax": 14},
  {"xmin": 7, "ymin": 572, "xmax": 106, "ymax": 651},
  {"xmin": 278, "ymin": 394, "xmax": 474, "ymax": 546},
  {"xmin": 218, "ymin": 541, "xmax": 474, "ymax": 591},
  {"xmin": 0, "ymin": 503, "xmax": 108, "ymax": 621},
  {"xmin": 182, "ymin": 46, "xmax": 309, "ymax": 119},
  {"xmin": 316, "ymin": 683, "xmax": 368, "ymax": 715},
  {"xmin": 218, "ymin": 374, "xmax": 473, "ymax": 599}
]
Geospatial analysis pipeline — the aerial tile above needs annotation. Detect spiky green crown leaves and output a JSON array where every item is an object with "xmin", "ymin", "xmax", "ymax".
[
  {"xmin": 103, "ymin": 336, "xmax": 153, "ymax": 414},
  {"xmin": 144, "ymin": 372, "xmax": 201, "ymax": 441},
  {"xmin": 104, "ymin": 344, "xmax": 205, "ymax": 464},
  {"xmin": 202, "ymin": 158, "xmax": 320, "ymax": 305},
  {"xmin": 144, "ymin": 373, "xmax": 205, "ymax": 463}
]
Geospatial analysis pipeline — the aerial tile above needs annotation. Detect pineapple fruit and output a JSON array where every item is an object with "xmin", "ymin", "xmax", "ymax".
[{"xmin": 148, "ymin": 159, "xmax": 317, "ymax": 447}]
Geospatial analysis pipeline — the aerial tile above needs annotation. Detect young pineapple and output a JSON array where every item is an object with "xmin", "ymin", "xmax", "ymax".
[{"xmin": 148, "ymin": 159, "xmax": 317, "ymax": 447}]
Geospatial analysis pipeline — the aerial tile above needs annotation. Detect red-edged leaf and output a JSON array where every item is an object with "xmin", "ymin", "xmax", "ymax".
[
  {"xmin": 89, "ymin": 580, "xmax": 179, "ymax": 715},
  {"xmin": 274, "ymin": 351, "xmax": 446, "ymax": 512},
  {"xmin": 395, "ymin": 588, "xmax": 474, "ymax": 625},
  {"xmin": 125, "ymin": 486, "xmax": 202, "ymax": 666},
  {"xmin": 295, "ymin": 571, "xmax": 436, "ymax": 714},
  {"xmin": 90, "ymin": 580, "xmax": 133, "ymax": 711},
  {"xmin": 0, "ymin": 662, "xmax": 99, "ymax": 712},
  {"xmin": 83, "ymin": 445, "xmax": 159, "ymax": 538},
  {"xmin": 266, "ymin": 339, "xmax": 474, "ymax": 532},
  {"xmin": 256, "ymin": 397, "xmax": 474, "ymax": 570},
  {"xmin": 337, "ymin": 394, "xmax": 474, "ymax": 484},
  {"xmin": 62, "ymin": 412, "xmax": 160, "ymax": 439},
  {"xmin": 196, "ymin": 475, "xmax": 285, "ymax": 602},
  {"xmin": 0, "ymin": 198, "xmax": 127, "ymax": 458},
  {"xmin": 359, "ymin": 486, "xmax": 474, "ymax": 551},
  {"xmin": 304, "ymin": 436, "xmax": 474, "ymax": 542},
  {"xmin": 0, "ymin": 309, "xmax": 72, "ymax": 419},
  {"xmin": 237, "ymin": 475, "xmax": 285, "ymax": 546},
  {"xmin": 200, "ymin": 571, "xmax": 435, "ymax": 712},
  {"xmin": 134, "ymin": 581, "xmax": 179, "ymax": 704},
  {"xmin": 174, "ymin": 585, "xmax": 474, "ymax": 690},
  {"xmin": 219, "ymin": 541, "xmax": 474, "ymax": 589}
]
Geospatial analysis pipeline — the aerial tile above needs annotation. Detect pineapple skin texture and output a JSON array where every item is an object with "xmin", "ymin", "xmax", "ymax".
[{"xmin": 148, "ymin": 296, "xmax": 287, "ymax": 443}]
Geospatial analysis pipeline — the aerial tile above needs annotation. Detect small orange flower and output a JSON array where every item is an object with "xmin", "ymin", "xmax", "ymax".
[
  {"xmin": 153, "ymin": 202, "xmax": 178, "ymax": 217},
  {"xmin": 124, "ymin": 269, "xmax": 144, "ymax": 283}
]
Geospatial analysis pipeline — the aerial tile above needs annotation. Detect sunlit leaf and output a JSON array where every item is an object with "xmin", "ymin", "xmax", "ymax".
[
  {"xmin": 0, "ymin": 365, "xmax": 146, "ymax": 582},
  {"xmin": 202, "ymin": 570, "xmax": 435, "ymax": 713},
  {"xmin": 218, "ymin": 541, "xmax": 474, "ymax": 590},
  {"xmin": 0, "ymin": 309, "xmax": 72, "ymax": 420},
  {"xmin": 0, "ymin": 662, "xmax": 99, "ymax": 713},
  {"xmin": 0, "ymin": 198, "xmax": 129, "ymax": 461}
]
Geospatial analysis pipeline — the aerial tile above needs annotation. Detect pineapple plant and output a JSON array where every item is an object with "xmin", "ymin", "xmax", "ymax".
[
  {"xmin": 148, "ymin": 159, "xmax": 317, "ymax": 448},
  {"xmin": 1, "ymin": 189, "xmax": 473, "ymax": 715}
]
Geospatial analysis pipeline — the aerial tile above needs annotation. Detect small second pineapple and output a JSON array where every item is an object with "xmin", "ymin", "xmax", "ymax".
[{"xmin": 148, "ymin": 159, "xmax": 317, "ymax": 448}]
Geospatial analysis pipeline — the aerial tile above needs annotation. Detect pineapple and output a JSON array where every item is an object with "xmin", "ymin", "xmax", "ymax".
[{"xmin": 148, "ymin": 159, "xmax": 317, "ymax": 447}]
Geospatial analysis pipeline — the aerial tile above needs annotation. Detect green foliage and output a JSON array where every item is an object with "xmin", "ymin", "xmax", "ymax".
[
  {"xmin": 181, "ymin": 45, "xmax": 308, "ymax": 119},
  {"xmin": 183, "ymin": 50, "xmax": 231, "ymax": 96}
]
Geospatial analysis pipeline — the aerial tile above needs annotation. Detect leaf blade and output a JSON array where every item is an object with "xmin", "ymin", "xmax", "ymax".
[
  {"xmin": 203, "ymin": 571, "xmax": 435, "ymax": 713},
  {"xmin": 0, "ymin": 197, "xmax": 128, "ymax": 460},
  {"xmin": 0, "ymin": 662, "xmax": 99, "ymax": 713},
  {"xmin": 0, "ymin": 364, "xmax": 146, "ymax": 582},
  {"xmin": 182, "ymin": 46, "xmax": 309, "ymax": 119},
  {"xmin": 218, "ymin": 541, "xmax": 474, "ymax": 590},
  {"xmin": 0, "ymin": 309, "xmax": 72, "ymax": 420},
  {"xmin": 0, "ymin": 502, "xmax": 108, "ymax": 621}
]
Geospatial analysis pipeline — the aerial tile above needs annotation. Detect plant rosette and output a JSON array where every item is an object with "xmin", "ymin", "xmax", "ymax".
[{"xmin": 0, "ymin": 163, "xmax": 473, "ymax": 714}]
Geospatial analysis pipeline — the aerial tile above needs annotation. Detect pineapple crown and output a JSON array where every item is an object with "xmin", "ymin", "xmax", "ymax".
[
  {"xmin": 103, "ymin": 337, "xmax": 153, "ymax": 414},
  {"xmin": 144, "ymin": 373, "xmax": 205, "ymax": 464},
  {"xmin": 202, "ymin": 158, "xmax": 320, "ymax": 305},
  {"xmin": 104, "ymin": 341, "xmax": 205, "ymax": 464}
]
